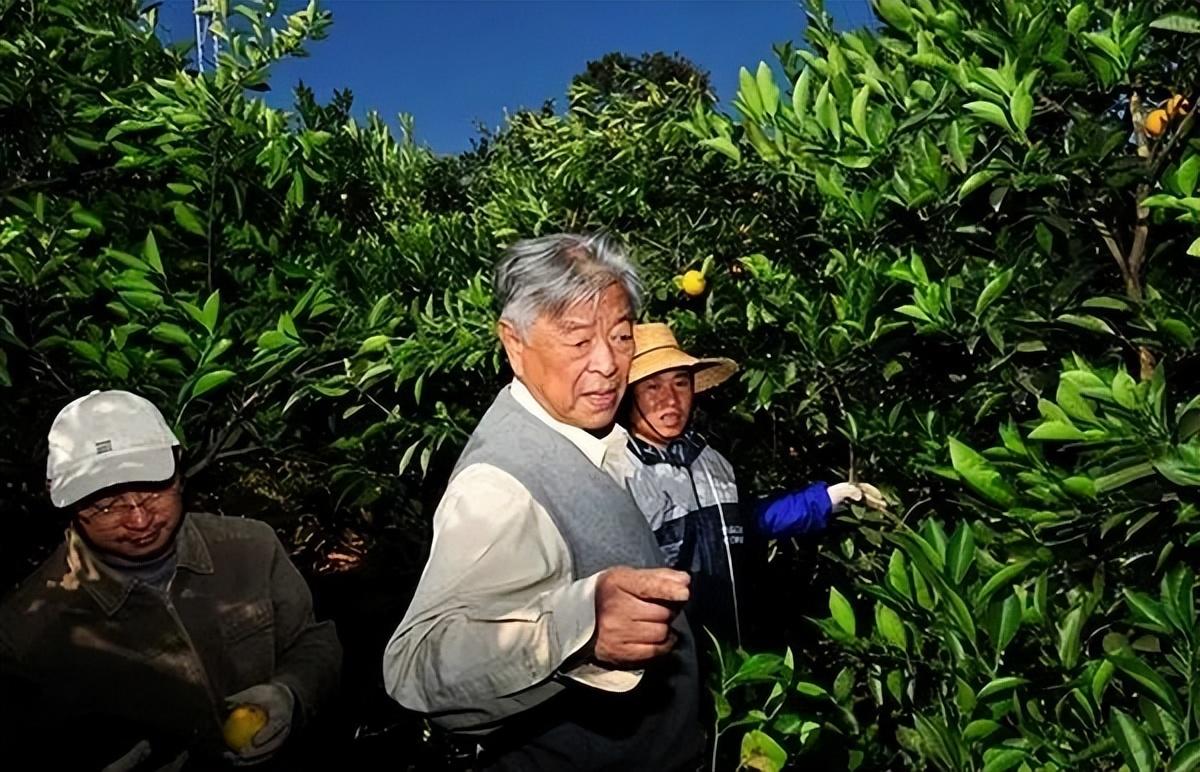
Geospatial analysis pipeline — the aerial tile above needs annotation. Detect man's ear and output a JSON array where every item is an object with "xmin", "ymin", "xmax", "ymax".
[{"xmin": 497, "ymin": 319, "xmax": 526, "ymax": 379}]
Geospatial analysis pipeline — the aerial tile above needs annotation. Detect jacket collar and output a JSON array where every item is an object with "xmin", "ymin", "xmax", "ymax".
[
  {"xmin": 69, "ymin": 513, "xmax": 214, "ymax": 616},
  {"xmin": 627, "ymin": 427, "xmax": 708, "ymax": 468}
]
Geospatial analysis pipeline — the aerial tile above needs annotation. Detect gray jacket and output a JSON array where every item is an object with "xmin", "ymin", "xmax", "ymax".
[{"xmin": 0, "ymin": 512, "xmax": 341, "ymax": 768}]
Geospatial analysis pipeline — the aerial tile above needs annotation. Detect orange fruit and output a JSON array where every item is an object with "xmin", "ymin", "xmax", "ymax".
[
  {"xmin": 222, "ymin": 703, "xmax": 268, "ymax": 752},
  {"xmin": 1144, "ymin": 108, "xmax": 1169, "ymax": 138},
  {"xmin": 680, "ymin": 270, "xmax": 707, "ymax": 297}
]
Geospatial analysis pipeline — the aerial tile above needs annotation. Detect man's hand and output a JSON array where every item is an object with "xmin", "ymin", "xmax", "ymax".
[
  {"xmin": 222, "ymin": 682, "xmax": 295, "ymax": 765},
  {"xmin": 828, "ymin": 482, "xmax": 887, "ymax": 511},
  {"xmin": 594, "ymin": 567, "xmax": 690, "ymax": 667}
]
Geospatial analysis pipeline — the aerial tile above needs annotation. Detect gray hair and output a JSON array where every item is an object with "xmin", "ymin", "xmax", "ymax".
[{"xmin": 495, "ymin": 233, "xmax": 642, "ymax": 336}]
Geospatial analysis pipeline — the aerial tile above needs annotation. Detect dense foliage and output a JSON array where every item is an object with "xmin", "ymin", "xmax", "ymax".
[{"xmin": 2, "ymin": 0, "xmax": 1200, "ymax": 769}]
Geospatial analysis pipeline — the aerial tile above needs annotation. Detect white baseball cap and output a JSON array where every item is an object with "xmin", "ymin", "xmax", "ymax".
[{"xmin": 46, "ymin": 390, "xmax": 180, "ymax": 507}]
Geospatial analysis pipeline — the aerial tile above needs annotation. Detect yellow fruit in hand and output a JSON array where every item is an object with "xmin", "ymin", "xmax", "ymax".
[
  {"xmin": 223, "ymin": 704, "xmax": 268, "ymax": 752},
  {"xmin": 681, "ymin": 270, "xmax": 707, "ymax": 297},
  {"xmin": 1144, "ymin": 108, "xmax": 1170, "ymax": 138},
  {"xmin": 1166, "ymin": 94, "xmax": 1191, "ymax": 119}
]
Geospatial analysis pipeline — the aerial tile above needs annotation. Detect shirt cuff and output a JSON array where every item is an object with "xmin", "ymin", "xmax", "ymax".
[{"xmin": 551, "ymin": 572, "xmax": 644, "ymax": 692}]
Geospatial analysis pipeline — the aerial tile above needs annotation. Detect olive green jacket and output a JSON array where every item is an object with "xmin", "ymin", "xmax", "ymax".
[{"xmin": 0, "ymin": 512, "xmax": 341, "ymax": 767}]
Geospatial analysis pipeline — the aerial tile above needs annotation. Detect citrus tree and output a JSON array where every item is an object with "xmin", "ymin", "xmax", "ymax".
[{"xmin": 682, "ymin": 0, "xmax": 1200, "ymax": 768}]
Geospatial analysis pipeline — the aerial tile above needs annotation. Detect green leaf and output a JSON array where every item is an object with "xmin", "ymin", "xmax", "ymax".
[
  {"xmin": 946, "ymin": 522, "xmax": 975, "ymax": 585},
  {"xmin": 1111, "ymin": 707, "xmax": 1158, "ymax": 772},
  {"xmin": 977, "ymin": 560, "xmax": 1034, "ymax": 606},
  {"xmin": 958, "ymin": 170, "xmax": 1000, "ymax": 199},
  {"xmin": 143, "ymin": 230, "xmax": 164, "ymax": 275},
  {"xmin": 949, "ymin": 437, "xmax": 1016, "ymax": 507},
  {"xmin": 1174, "ymin": 154, "xmax": 1200, "ymax": 197},
  {"xmin": 974, "ymin": 268, "xmax": 1014, "ymax": 316},
  {"xmin": 173, "ymin": 202, "xmax": 205, "ymax": 236},
  {"xmin": 1110, "ymin": 655, "xmax": 1183, "ymax": 714},
  {"xmin": 1150, "ymin": 12, "xmax": 1200, "ymax": 34},
  {"xmin": 201, "ymin": 291, "xmax": 220, "ymax": 333},
  {"xmin": 1188, "ymin": 236, "xmax": 1200, "ymax": 257},
  {"xmin": 70, "ymin": 208, "xmax": 104, "ymax": 233},
  {"xmin": 965, "ymin": 100, "xmax": 1013, "ymax": 131},
  {"xmin": 1067, "ymin": 4, "xmax": 1090, "ymax": 34},
  {"xmin": 874, "ymin": 0, "xmax": 914, "ymax": 32},
  {"xmin": 1028, "ymin": 421, "xmax": 1087, "ymax": 441},
  {"xmin": 256, "ymin": 330, "xmax": 294, "ymax": 350},
  {"xmin": 963, "ymin": 719, "xmax": 1001, "ymax": 742},
  {"xmin": 815, "ymin": 79, "xmax": 840, "ymax": 142},
  {"xmin": 792, "ymin": 67, "xmax": 814, "ymax": 122},
  {"xmin": 190, "ymin": 370, "xmax": 235, "ymax": 399},
  {"xmin": 1058, "ymin": 606, "xmax": 1085, "ymax": 670},
  {"xmin": 875, "ymin": 603, "xmax": 907, "ymax": 650},
  {"xmin": 1056, "ymin": 380, "xmax": 1097, "ymax": 423},
  {"xmin": 1057, "ymin": 313, "xmax": 1116, "ymax": 335},
  {"xmin": 1092, "ymin": 658, "xmax": 1115, "ymax": 706},
  {"xmin": 1095, "ymin": 462, "xmax": 1156, "ymax": 493},
  {"xmin": 977, "ymin": 676, "xmax": 1028, "ymax": 700},
  {"xmin": 794, "ymin": 681, "xmax": 829, "ymax": 698},
  {"xmin": 738, "ymin": 66, "xmax": 762, "ymax": 117},
  {"xmin": 829, "ymin": 587, "xmax": 856, "ymax": 637},
  {"xmin": 1167, "ymin": 739, "xmax": 1200, "ymax": 772},
  {"xmin": 1010, "ymin": 86, "xmax": 1033, "ymax": 133},
  {"xmin": 700, "ymin": 136, "xmax": 741, "ymax": 163},
  {"xmin": 150, "ymin": 323, "xmax": 194, "ymax": 349},
  {"xmin": 357, "ymin": 334, "xmax": 390, "ymax": 355},
  {"xmin": 740, "ymin": 729, "xmax": 787, "ymax": 772},
  {"xmin": 1160, "ymin": 319, "xmax": 1196, "ymax": 349},
  {"xmin": 992, "ymin": 593, "xmax": 1021, "ymax": 657},
  {"xmin": 982, "ymin": 749, "xmax": 1028, "ymax": 772},
  {"xmin": 851, "ymin": 85, "xmax": 871, "ymax": 143},
  {"xmin": 755, "ymin": 61, "xmax": 779, "ymax": 117},
  {"xmin": 1112, "ymin": 368, "xmax": 1138, "ymax": 409},
  {"xmin": 887, "ymin": 549, "xmax": 912, "ymax": 600}
]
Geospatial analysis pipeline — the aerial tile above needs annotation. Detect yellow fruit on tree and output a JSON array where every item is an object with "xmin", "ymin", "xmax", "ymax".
[
  {"xmin": 681, "ymin": 270, "xmax": 706, "ymax": 297},
  {"xmin": 223, "ymin": 704, "xmax": 268, "ymax": 752},
  {"xmin": 1144, "ymin": 108, "xmax": 1169, "ymax": 138}
]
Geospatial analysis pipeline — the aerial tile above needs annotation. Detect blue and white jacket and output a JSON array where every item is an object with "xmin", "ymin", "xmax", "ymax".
[{"xmin": 625, "ymin": 429, "xmax": 831, "ymax": 648}]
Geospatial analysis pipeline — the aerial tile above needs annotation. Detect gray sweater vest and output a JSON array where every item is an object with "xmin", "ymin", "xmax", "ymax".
[{"xmin": 440, "ymin": 387, "xmax": 701, "ymax": 771}]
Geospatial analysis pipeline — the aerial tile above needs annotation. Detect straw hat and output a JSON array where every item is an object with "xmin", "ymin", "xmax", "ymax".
[{"xmin": 628, "ymin": 323, "xmax": 738, "ymax": 393}]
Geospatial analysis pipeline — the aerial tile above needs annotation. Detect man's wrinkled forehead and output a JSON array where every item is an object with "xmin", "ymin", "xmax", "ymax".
[{"xmin": 549, "ymin": 286, "xmax": 632, "ymax": 333}]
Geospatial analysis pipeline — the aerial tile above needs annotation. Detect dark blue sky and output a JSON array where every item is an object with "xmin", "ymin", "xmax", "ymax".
[{"xmin": 157, "ymin": 0, "xmax": 875, "ymax": 154}]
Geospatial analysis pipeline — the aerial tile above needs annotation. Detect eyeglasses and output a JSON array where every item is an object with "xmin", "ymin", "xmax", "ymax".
[{"xmin": 78, "ymin": 486, "xmax": 176, "ymax": 527}]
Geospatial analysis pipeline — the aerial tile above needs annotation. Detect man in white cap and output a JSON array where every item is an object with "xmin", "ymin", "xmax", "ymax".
[{"xmin": 0, "ymin": 390, "xmax": 341, "ymax": 770}]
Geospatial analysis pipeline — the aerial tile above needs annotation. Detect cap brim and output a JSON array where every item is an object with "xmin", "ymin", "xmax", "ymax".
[
  {"xmin": 50, "ymin": 446, "xmax": 177, "ymax": 507},
  {"xmin": 629, "ymin": 348, "xmax": 703, "ymax": 387},
  {"xmin": 629, "ymin": 348, "xmax": 739, "ymax": 394},
  {"xmin": 693, "ymin": 358, "xmax": 739, "ymax": 393}
]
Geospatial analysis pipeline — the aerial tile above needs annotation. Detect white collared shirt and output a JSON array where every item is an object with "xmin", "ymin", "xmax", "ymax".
[{"xmin": 383, "ymin": 381, "xmax": 639, "ymax": 717}]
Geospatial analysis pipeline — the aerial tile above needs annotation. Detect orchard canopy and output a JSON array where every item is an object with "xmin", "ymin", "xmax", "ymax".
[{"xmin": 3, "ymin": 0, "xmax": 1200, "ymax": 769}]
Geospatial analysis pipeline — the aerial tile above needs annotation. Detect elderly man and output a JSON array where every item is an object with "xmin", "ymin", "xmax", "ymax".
[
  {"xmin": 383, "ymin": 234, "xmax": 702, "ymax": 771},
  {"xmin": 0, "ymin": 390, "xmax": 341, "ymax": 770}
]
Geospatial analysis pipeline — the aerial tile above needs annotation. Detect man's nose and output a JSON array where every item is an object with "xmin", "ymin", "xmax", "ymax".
[
  {"xmin": 124, "ymin": 501, "xmax": 153, "ymax": 529},
  {"xmin": 589, "ymin": 338, "xmax": 618, "ymax": 377}
]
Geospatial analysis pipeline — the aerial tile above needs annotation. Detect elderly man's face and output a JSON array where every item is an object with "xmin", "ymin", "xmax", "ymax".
[{"xmin": 500, "ymin": 283, "xmax": 635, "ymax": 430}]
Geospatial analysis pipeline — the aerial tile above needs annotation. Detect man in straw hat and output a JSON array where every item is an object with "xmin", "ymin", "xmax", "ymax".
[
  {"xmin": 623, "ymin": 322, "xmax": 885, "ymax": 649},
  {"xmin": 384, "ymin": 234, "xmax": 702, "ymax": 771}
]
